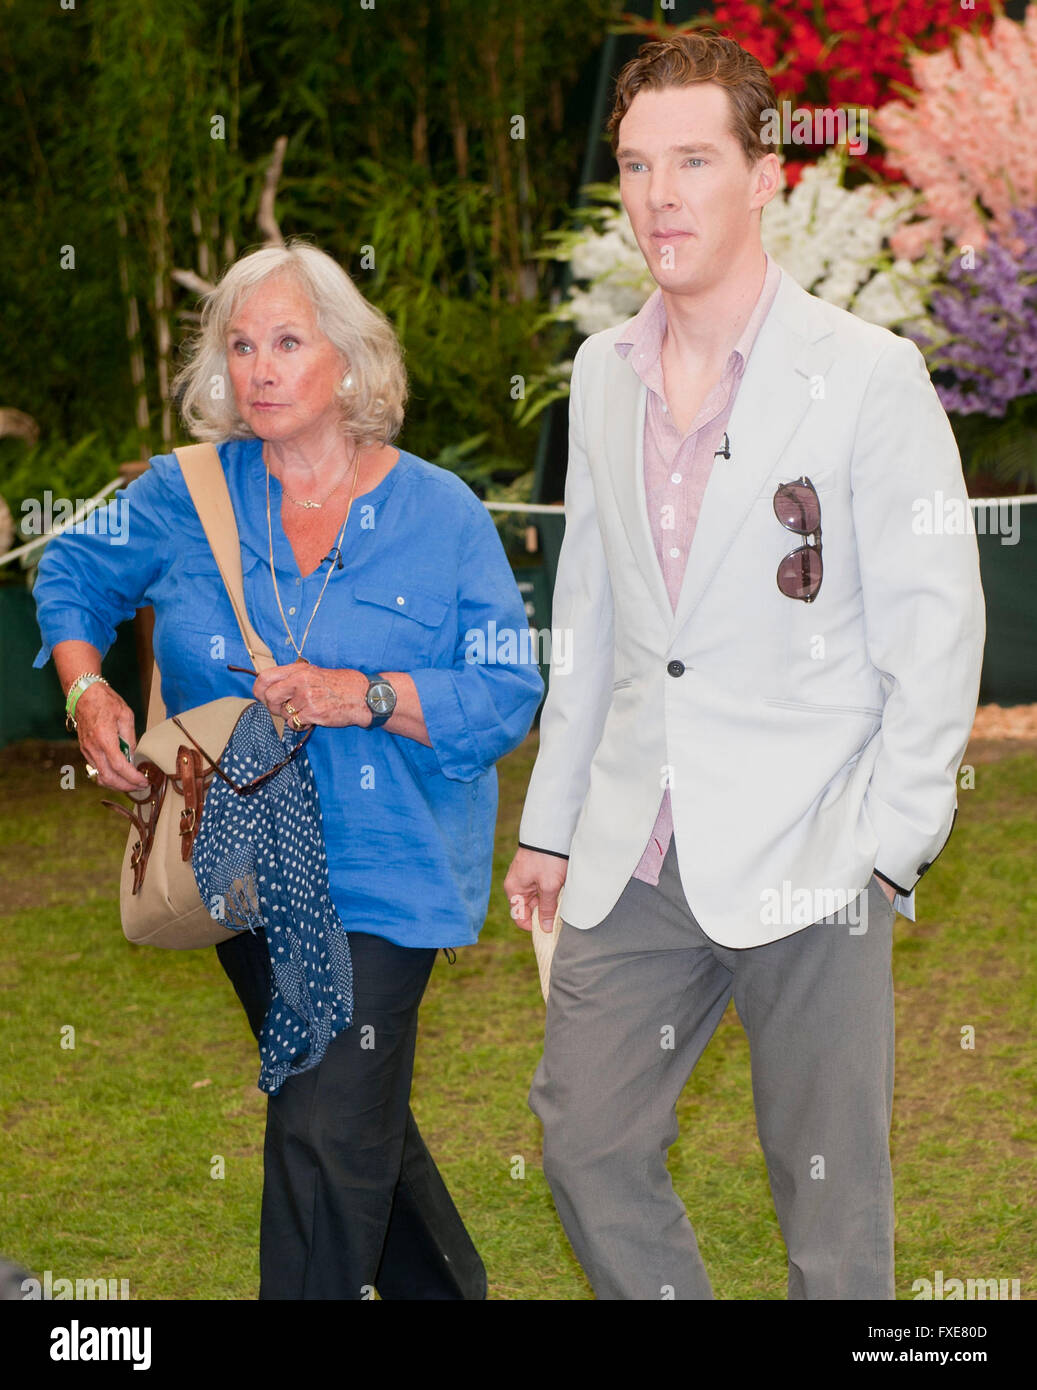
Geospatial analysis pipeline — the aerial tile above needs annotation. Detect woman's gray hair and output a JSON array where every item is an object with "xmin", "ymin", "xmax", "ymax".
[{"xmin": 173, "ymin": 239, "xmax": 407, "ymax": 446}]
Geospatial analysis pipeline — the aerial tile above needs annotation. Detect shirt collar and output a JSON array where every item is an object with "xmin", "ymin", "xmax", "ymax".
[
  {"xmin": 232, "ymin": 438, "xmax": 410, "ymax": 570},
  {"xmin": 615, "ymin": 252, "xmax": 781, "ymax": 378}
]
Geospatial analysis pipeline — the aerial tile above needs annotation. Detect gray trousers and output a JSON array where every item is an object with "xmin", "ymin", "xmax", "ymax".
[{"xmin": 529, "ymin": 839, "xmax": 896, "ymax": 1300}]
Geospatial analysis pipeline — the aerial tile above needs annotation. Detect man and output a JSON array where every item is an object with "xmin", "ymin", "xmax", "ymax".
[{"xmin": 503, "ymin": 31, "xmax": 985, "ymax": 1301}]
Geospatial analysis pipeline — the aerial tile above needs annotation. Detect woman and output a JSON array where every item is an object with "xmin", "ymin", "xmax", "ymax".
[{"xmin": 33, "ymin": 239, "xmax": 544, "ymax": 1299}]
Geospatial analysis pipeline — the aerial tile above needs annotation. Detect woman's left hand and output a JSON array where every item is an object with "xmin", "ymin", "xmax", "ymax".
[{"xmin": 253, "ymin": 662, "xmax": 369, "ymax": 729}]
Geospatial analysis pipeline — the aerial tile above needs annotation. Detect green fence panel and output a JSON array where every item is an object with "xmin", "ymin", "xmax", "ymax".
[
  {"xmin": 0, "ymin": 588, "xmax": 143, "ymax": 749},
  {"xmin": 975, "ymin": 502, "xmax": 1037, "ymax": 705}
]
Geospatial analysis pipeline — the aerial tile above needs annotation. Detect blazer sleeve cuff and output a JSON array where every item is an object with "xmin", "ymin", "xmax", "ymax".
[
  {"xmin": 874, "ymin": 868, "xmax": 912, "ymax": 897},
  {"xmin": 518, "ymin": 840, "xmax": 570, "ymax": 861}
]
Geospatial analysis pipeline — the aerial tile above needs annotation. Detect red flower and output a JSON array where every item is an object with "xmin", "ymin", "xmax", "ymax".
[{"xmin": 704, "ymin": 0, "xmax": 995, "ymax": 182}]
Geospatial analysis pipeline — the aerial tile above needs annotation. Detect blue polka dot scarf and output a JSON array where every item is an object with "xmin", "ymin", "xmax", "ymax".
[{"xmin": 191, "ymin": 701, "xmax": 353, "ymax": 1095}]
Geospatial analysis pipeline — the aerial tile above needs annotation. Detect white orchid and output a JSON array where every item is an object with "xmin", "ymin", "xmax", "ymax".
[{"xmin": 762, "ymin": 155, "xmax": 941, "ymax": 330}]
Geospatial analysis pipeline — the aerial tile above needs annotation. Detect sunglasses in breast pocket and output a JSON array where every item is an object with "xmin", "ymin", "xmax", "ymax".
[{"xmin": 773, "ymin": 476, "xmax": 822, "ymax": 603}]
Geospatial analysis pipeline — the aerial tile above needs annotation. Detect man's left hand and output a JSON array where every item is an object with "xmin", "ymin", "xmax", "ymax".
[{"xmin": 874, "ymin": 875, "xmax": 897, "ymax": 905}]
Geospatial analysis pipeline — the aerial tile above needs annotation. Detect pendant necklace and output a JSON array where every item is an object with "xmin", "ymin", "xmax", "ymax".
[
  {"xmin": 265, "ymin": 446, "xmax": 362, "ymax": 662},
  {"xmin": 281, "ymin": 465, "xmax": 351, "ymax": 509}
]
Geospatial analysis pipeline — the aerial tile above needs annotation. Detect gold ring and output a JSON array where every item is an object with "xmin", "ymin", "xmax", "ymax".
[
  {"xmin": 85, "ymin": 763, "xmax": 98, "ymax": 780},
  {"xmin": 283, "ymin": 700, "xmax": 298, "ymax": 716},
  {"xmin": 290, "ymin": 714, "xmax": 303, "ymax": 731}
]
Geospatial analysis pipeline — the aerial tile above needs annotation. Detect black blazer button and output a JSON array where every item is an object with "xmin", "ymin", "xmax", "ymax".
[{"xmin": 667, "ymin": 660, "xmax": 685, "ymax": 677}]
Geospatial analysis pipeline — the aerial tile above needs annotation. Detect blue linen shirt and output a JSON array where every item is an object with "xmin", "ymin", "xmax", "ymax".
[{"xmin": 33, "ymin": 439, "xmax": 545, "ymax": 948}]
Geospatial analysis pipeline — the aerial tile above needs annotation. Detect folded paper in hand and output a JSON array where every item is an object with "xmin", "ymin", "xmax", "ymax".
[{"xmin": 531, "ymin": 903, "xmax": 563, "ymax": 1004}]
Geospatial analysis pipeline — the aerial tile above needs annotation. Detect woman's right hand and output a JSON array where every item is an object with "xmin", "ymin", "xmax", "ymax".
[{"xmin": 74, "ymin": 682, "xmax": 151, "ymax": 792}]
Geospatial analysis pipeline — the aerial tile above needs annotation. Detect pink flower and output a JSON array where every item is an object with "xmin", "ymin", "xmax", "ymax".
[{"xmin": 874, "ymin": 11, "xmax": 1037, "ymax": 257}]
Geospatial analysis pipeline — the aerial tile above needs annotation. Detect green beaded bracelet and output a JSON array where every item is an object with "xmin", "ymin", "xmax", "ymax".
[{"xmin": 65, "ymin": 673, "xmax": 109, "ymax": 730}]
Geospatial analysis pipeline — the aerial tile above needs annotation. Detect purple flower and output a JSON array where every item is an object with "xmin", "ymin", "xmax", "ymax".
[{"xmin": 910, "ymin": 206, "xmax": 1037, "ymax": 418}]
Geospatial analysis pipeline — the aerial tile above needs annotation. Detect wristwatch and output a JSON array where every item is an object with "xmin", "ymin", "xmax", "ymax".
[{"xmin": 364, "ymin": 673, "xmax": 397, "ymax": 728}]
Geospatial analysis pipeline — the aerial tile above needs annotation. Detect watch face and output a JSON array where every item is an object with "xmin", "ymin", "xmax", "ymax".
[{"xmin": 368, "ymin": 680, "xmax": 396, "ymax": 715}]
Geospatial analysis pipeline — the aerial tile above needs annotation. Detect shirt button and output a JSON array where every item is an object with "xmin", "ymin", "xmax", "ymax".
[
  {"xmin": 669, "ymin": 546, "xmax": 679, "ymax": 558},
  {"xmin": 295, "ymin": 578, "xmax": 301, "ymax": 586},
  {"xmin": 288, "ymin": 606, "xmax": 296, "ymax": 615},
  {"xmin": 396, "ymin": 596, "xmax": 405, "ymax": 606},
  {"xmin": 667, "ymin": 660, "xmax": 685, "ymax": 677},
  {"xmin": 671, "ymin": 472, "xmax": 682, "ymax": 484},
  {"xmin": 285, "ymin": 637, "xmax": 292, "ymax": 646}
]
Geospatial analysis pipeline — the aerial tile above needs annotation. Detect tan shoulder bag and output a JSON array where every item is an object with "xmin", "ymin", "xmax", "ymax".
[{"xmin": 103, "ymin": 443, "xmax": 292, "ymax": 949}]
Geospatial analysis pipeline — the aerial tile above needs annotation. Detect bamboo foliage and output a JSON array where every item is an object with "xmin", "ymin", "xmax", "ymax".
[
  {"xmin": 150, "ymin": 187, "xmax": 173, "ymax": 451},
  {"xmin": 89, "ymin": 0, "xmax": 193, "ymax": 458},
  {"xmin": 1, "ymin": 0, "xmax": 619, "ymax": 484},
  {"xmin": 113, "ymin": 169, "xmax": 150, "ymax": 451}
]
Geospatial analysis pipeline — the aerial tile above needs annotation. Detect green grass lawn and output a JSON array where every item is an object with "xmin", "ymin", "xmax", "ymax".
[{"xmin": 0, "ymin": 733, "xmax": 1033, "ymax": 1300}]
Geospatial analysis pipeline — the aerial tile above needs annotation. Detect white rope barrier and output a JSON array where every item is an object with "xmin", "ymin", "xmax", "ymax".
[
  {"xmin": 0, "ymin": 477, "xmax": 124, "ymax": 567},
  {"xmin": 969, "ymin": 496, "xmax": 1037, "ymax": 507},
  {"xmin": 0, "ymin": 479, "xmax": 1032, "ymax": 569},
  {"xmin": 483, "ymin": 500, "xmax": 565, "ymax": 513}
]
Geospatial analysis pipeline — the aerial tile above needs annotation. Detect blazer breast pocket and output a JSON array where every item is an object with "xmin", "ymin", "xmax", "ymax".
[{"xmin": 754, "ymin": 463, "xmax": 840, "ymax": 503}]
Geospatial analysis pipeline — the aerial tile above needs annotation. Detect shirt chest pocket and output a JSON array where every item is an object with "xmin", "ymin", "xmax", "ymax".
[
  {"xmin": 163, "ymin": 547, "xmax": 267, "ymax": 659},
  {"xmin": 162, "ymin": 547, "xmax": 226, "ymax": 630},
  {"xmin": 352, "ymin": 583, "xmax": 452, "ymax": 666}
]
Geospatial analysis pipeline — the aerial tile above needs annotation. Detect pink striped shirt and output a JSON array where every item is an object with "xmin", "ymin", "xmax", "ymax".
[{"xmin": 614, "ymin": 254, "xmax": 782, "ymax": 886}]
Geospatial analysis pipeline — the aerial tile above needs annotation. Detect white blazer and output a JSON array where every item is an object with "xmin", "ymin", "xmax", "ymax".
[{"xmin": 518, "ymin": 267, "xmax": 986, "ymax": 948}]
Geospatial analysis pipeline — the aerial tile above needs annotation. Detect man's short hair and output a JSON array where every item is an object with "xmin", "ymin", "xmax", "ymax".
[{"xmin": 607, "ymin": 28, "xmax": 777, "ymax": 167}]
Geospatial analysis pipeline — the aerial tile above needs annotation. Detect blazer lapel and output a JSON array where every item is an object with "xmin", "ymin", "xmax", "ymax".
[
  {"xmin": 669, "ymin": 272, "xmax": 836, "ymax": 638},
  {"xmin": 603, "ymin": 346, "xmax": 673, "ymax": 619}
]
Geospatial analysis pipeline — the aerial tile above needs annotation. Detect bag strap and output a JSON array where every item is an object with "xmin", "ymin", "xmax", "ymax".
[
  {"xmin": 144, "ymin": 443, "xmax": 277, "ymax": 729},
  {"xmin": 146, "ymin": 658, "xmax": 167, "ymax": 729},
  {"xmin": 175, "ymin": 443, "xmax": 276, "ymax": 670}
]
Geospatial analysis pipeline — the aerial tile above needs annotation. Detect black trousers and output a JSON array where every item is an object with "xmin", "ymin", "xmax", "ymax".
[{"xmin": 215, "ymin": 926, "xmax": 487, "ymax": 1300}]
